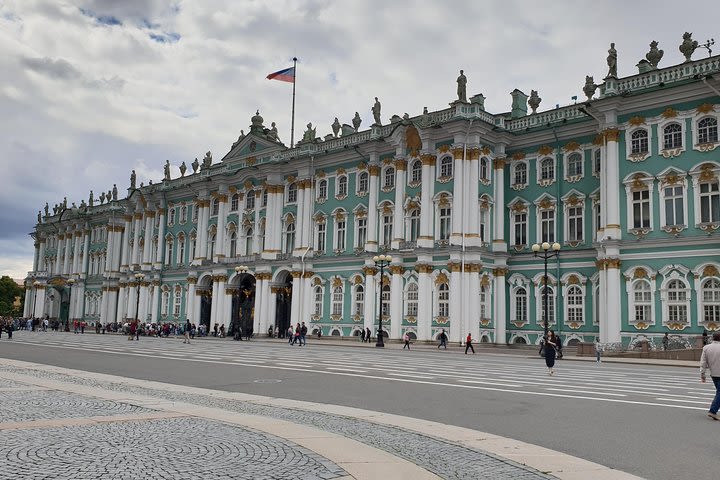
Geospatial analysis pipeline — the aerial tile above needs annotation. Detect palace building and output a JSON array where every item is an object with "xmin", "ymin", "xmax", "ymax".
[{"xmin": 25, "ymin": 38, "xmax": 720, "ymax": 346}]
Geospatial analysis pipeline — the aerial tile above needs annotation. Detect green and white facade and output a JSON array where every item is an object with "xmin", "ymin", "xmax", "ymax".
[{"xmin": 25, "ymin": 51, "xmax": 720, "ymax": 346}]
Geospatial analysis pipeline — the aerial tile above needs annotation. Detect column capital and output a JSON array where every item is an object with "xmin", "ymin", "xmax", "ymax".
[
  {"xmin": 603, "ymin": 128, "xmax": 620, "ymax": 142},
  {"xmin": 389, "ymin": 265, "xmax": 404, "ymax": 275},
  {"xmin": 420, "ymin": 154, "xmax": 436, "ymax": 166},
  {"xmin": 416, "ymin": 264, "xmax": 433, "ymax": 274},
  {"xmin": 492, "ymin": 267, "xmax": 508, "ymax": 277}
]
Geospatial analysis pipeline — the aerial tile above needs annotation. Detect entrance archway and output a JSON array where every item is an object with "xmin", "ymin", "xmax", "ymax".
[
  {"xmin": 197, "ymin": 275, "xmax": 213, "ymax": 331},
  {"xmin": 274, "ymin": 272, "xmax": 293, "ymax": 337},
  {"xmin": 230, "ymin": 272, "xmax": 256, "ymax": 339}
]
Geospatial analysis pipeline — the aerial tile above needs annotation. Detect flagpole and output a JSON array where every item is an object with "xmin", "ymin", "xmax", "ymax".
[{"xmin": 290, "ymin": 57, "xmax": 297, "ymax": 148}]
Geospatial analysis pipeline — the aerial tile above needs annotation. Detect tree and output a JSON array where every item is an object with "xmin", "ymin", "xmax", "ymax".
[{"xmin": 0, "ymin": 276, "xmax": 24, "ymax": 317}]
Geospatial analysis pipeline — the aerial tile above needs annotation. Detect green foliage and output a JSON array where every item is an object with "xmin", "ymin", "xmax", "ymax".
[{"xmin": 0, "ymin": 276, "xmax": 24, "ymax": 317}]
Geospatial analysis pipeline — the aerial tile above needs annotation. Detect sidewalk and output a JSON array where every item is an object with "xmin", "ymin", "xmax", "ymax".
[{"xmin": 0, "ymin": 358, "xmax": 643, "ymax": 480}]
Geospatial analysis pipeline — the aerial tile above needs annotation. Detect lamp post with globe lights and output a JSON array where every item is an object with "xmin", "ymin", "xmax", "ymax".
[
  {"xmin": 373, "ymin": 254, "xmax": 392, "ymax": 347},
  {"xmin": 134, "ymin": 272, "xmax": 145, "ymax": 325},
  {"xmin": 32, "ymin": 281, "xmax": 41, "ymax": 320},
  {"xmin": 66, "ymin": 278, "xmax": 75, "ymax": 331},
  {"xmin": 233, "ymin": 265, "xmax": 249, "ymax": 340},
  {"xmin": 531, "ymin": 242, "xmax": 561, "ymax": 340}
]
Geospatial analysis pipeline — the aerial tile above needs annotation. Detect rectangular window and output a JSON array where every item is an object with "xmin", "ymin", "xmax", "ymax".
[
  {"xmin": 568, "ymin": 206, "xmax": 583, "ymax": 242},
  {"xmin": 700, "ymin": 182, "xmax": 720, "ymax": 223},
  {"xmin": 514, "ymin": 213, "xmax": 527, "ymax": 245},
  {"xmin": 663, "ymin": 186, "xmax": 684, "ymax": 226},
  {"xmin": 632, "ymin": 190, "xmax": 651, "ymax": 228},
  {"xmin": 316, "ymin": 223, "xmax": 326, "ymax": 252},
  {"xmin": 541, "ymin": 210, "xmax": 555, "ymax": 243},
  {"xmin": 382, "ymin": 215, "xmax": 393, "ymax": 246},
  {"xmin": 439, "ymin": 207, "xmax": 451, "ymax": 240},
  {"xmin": 356, "ymin": 218, "xmax": 367, "ymax": 248},
  {"xmin": 336, "ymin": 220, "xmax": 346, "ymax": 251}
]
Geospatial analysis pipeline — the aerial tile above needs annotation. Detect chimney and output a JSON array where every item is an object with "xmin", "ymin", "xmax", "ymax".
[{"xmin": 510, "ymin": 89, "xmax": 528, "ymax": 119}]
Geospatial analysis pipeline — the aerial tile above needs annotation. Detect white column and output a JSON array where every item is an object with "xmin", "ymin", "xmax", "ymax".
[
  {"xmin": 492, "ymin": 157, "xmax": 507, "ymax": 253},
  {"xmin": 468, "ymin": 267, "xmax": 480, "ymax": 340},
  {"xmin": 120, "ymin": 216, "xmax": 132, "ymax": 270},
  {"xmin": 142, "ymin": 212, "xmax": 154, "ymax": 267},
  {"xmin": 184, "ymin": 279, "xmax": 195, "ymax": 323},
  {"xmin": 139, "ymin": 284, "xmax": 151, "ymax": 323},
  {"xmin": 598, "ymin": 260, "xmax": 608, "ymax": 342},
  {"xmin": 104, "ymin": 226, "xmax": 114, "ymax": 273},
  {"xmin": 418, "ymin": 154, "xmax": 436, "ymax": 248},
  {"xmin": 392, "ymin": 159, "xmax": 407, "ymax": 249},
  {"xmin": 127, "ymin": 283, "xmax": 138, "ymax": 320},
  {"xmin": 35, "ymin": 286, "xmax": 46, "ymax": 319},
  {"xmin": 23, "ymin": 287, "xmax": 32, "ymax": 317},
  {"xmin": 450, "ymin": 147, "xmax": 464, "ymax": 246},
  {"xmin": 214, "ymin": 195, "xmax": 228, "ymax": 262},
  {"xmin": 267, "ymin": 286, "xmax": 277, "ymax": 333},
  {"xmin": 390, "ymin": 265, "xmax": 403, "ymax": 340},
  {"xmin": 82, "ymin": 230, "xmax": 90, "ymax": 275},
  {"xmin": 154, "ymin": 210, "xmax": 165, "ymax": 269},
  {"xmin": 32, "ymin": 242, "xmax": 39, "ymax": 272},
  {"xmin": 289, "ymin": 271, "xmax": 301, "ymax": 326},
  {"xmin": 416, "ymin": 264, "xmax": 433, "ymax": 341},
  {"xmin": 222, "ymin": 286, "xmax": 232, "ymax": 332},
  {"xmin": 38, "ymin": 240, "xmax": 46, "ymax": 272},
  {"xmin": 493, "ymin": 268, "xmax": 507, "ymax": 344},
  {"xmin": 196, "ymin": 200, "xmax": 209, "ymax": 261},
  {"xmin": 192, "ymin": 286, "xmax": 202, "ymax": 325},
  {"xmin": 55, "ymin": 235, "xmax": 64, "ymax": 274},
  {"xmin": 71, "ymin": 232, "xmax": 82, "ymax": 275},
  {"xmin": 467, "ymin": 149, "xmax": 480, "ymax": 246},
  {"xmin": 254, "ymin": 276, "xmax": 265, "ymax": 335},
  {"xmin": 131, "ymin": 214, "xmax": 142, "ymax": 268},
  {"xmin": 449, "ymin": 263, "xmax": 463, "ymax": 344},
  {"xmin": 363, "ymin": 266, "xmax": 377, "ymax": 330},
  {"xmin": 605, "ymin": 259, "xmax": 622, "ymax": 342},
  {"xmin": 116, "ymin": 285, "xmax": 127, "ymax": 323},
  {"xmin": 75, "ymin": 283, "xmax": 86, "ymax": 320},
  {"xmin": 294, "ymin": 182, "xmax": 306, "ymax": 252},
  {"xmin": 62, "ymin": 229, "xmax": 72, "ymax": 275},
  {"xmin": 604, "ymin": 129, "xmax": 622, "ymax": 240},
  {"xmin": 253, "ymin": 192, "xmax": 262, "ymax": 254},
  {"xmin": 366, "ymin": 165, "xmax": 380, "ymax": 252},
  {"xmin": 210, "ymin": 276, "xmax": 225, "ymax": 328}
]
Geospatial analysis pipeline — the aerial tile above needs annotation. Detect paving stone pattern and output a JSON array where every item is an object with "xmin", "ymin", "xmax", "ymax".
[
  {"xmin": 1, "ymin": 417, "xmax": 346, "ymax": 480},
  {"xmin": 0, "ymin": 390, "xmax": 152, "ymax": 423},
  {"xmin": 1, "ymin": 365, "xmax": 553, "ymax": 480}
]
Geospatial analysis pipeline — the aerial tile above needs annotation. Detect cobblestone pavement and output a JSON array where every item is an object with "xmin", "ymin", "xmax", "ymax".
[
  {"xmin": 0, "ymin": 364, "xmax": 554, "ymax": 480},
  {"xmin": 2, "ymin": 417, "xmax": 345, "ymax": 480}
]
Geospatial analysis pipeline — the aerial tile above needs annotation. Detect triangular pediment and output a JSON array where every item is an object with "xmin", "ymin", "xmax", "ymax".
[{"xmin": 221, "ymin": 133, "xmax": 287, "ymax": 163}]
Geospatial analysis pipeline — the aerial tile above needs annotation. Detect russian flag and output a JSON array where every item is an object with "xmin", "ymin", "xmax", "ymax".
[{"xmin": 266, "ymin": 66, "xmax": 295, "ymax": 83}]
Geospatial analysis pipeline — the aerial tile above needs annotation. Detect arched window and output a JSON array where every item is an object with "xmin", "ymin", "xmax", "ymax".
[
  {"xmin": 663, "ymin": 123, "xmax": 682, "ymax": 149},
  {"xmin": 335, "ymin": 217, "xmax": 346, "ymax": 251},
  {"xmin": 168, "ymin": 207, "xmax": 176, "ymax": 225},
  {"xmin": 480, "ymin": 157, "xmax": 490, "ymax": 182},
  {"xmin": 381, "ymin": 283, "xmax": 391, "ymax": 318},
  {"xmin": 381, "ymin": 210, "xmax": 393, "ymax": 247},
  {"xmin": 180, "ymin": 205, "xmax": 188, "ymax": 223},
  {"xmin": 666, "ymin": 279, "xmax": 688, "ymax": 324},
  {"xmin": 315, "ymin": 221, "xmax": 326, "ymax": 252},
  {"xmin": 514, "ymin": 162, "xmax": 527, "ymax": 185},
  {"xmin": 439, "ymin": 156, "xmax": 453, "ymax": 177},
  {"xmin": 479, "ymin": 284, "xmax": 490, "ymax": 320},
  {"xmin": 208, "ymin": 232, "xmax": 216, "ymax": 258},
  {"xmin": 284, "ymin": 222, "xmax": 295, "ymax": 253},
  {"xmin": 410, "ymin": 160, "xmax": 422, "ymax": 183},
  {"xmin": 332, "ymin": 286, "xmax": 343, "ymax": 316},
  {"xmin": 438, "ymin": 205, "xmax": 451, "ymax": 240},
  {"xmin": 567, "ymin": 153, "xmax": 583, "ymax": 177},
  {"xmin": 631, "ymin": 129, "xmax": 649, "ymax": 154},
  {"xmin": 383, "ymin": 167, "xmax": 395, "ymax": 188},
  {"xmin": 173, "ymin": 286, "xmax": 182, "ymax": 317},
  {"xmin": 540, "ymin": 158, "xmax": 554, "ymax": 181},
  {"xmin": 357, "ymin": 172, "xmax": 369, "ymax": 193},
  {"xmin": 633, "ymin": 279, "xmax": 652, "ymax": 323},
  {"xmin": 165, "ymin": 237, "xmax": 174, "ymax": 265},
  {"xmin": 702, "ymin": 278, "xmax": 720, "ymax": 324},
  {"xmin": 540, "ymin": 286, "xmax": 555, "ymax": 326},
  {"xmin": 262, "ymin": 189, "xmax": 268, "ymax": 207},
  {"xmin": 161, "ymin": 288, "xmax": 170, "ymax": 316},
  {"xmin": 211, "ymin": 198, "xmax": 220, "ymax": 216},
  {"xmin": 229, "ymin": 231, "xmax": 237, "ymax": 257},
  {"xmin": 313, "ymin": 285, "xmax": 323, "ymax": 317},
  {"xmin": 354, "ymin": 284, "xmax": 364, "ymax": 316},
  {"xmin": 245, "ymin": 228, "xmax": 253, "ymax": 255},
  {"xmin": 438, "ymin": 283, "xmax": 449, "ymax": 317},
  {"xmin": 406, "ymin": 283, "xmax": 418, "ymax": 316},
  {"xmin": 246, "ymin": 191, "xmax": 255, "ymax": 210},
  {"xmin": 408, "ymin": 209, "xmax": 420, "ymax": 242},
  {"xmin": 318, "ymin": 179, "xmax": 328, "ymax": 200},
  {"xmin": 566, "ymin": 285, "xmax": 584, "ymax": 324},
  {"xmin": 698, "ymin": 117, "xmax": 719, "ymax": 144},
  {"xmin": 337, "ymin": 176, "xmax": 348, "ymax": 196},
  {"xmin": 177, "ymin": 235, "xmax": 185, "ymax": 264},
  {"xmin": 230, "ymin": 193, "xmax": 239, "ymax": 211},
  {"xmin": 287, "ymin": 182, "xmax": 297, "ymax": 203}
]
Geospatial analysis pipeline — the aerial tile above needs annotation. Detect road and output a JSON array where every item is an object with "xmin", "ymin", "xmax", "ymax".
[{"xmin": 1, "ymin": 331, "xmax": 715, "ymax": 480}]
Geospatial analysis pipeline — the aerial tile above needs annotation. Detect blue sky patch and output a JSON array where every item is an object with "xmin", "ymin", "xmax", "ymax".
[
  {"xmin": 149, "ymin": 32, "xmax": 181, "ymax": 44},
  {"xmin": 79, "ymin": 8, "xmax": 122, "ymax": 26}
]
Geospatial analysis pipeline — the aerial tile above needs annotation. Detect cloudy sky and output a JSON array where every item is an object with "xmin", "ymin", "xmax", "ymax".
[{"xmin": 1, "ymin": 0, "xmax": 717, "ymax": 280}]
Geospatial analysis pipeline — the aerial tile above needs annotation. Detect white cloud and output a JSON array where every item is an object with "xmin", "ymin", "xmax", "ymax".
[{"xmin": 0, "ymin": 0, "xmax": 718, "ymax": 279}]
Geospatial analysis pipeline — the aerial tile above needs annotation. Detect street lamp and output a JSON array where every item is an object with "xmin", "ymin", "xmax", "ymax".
[
  {"xmin": 234, "ymin": 265, "xmax": 249, "ymax": 340},
  {"xmin": 531, "ymin": 242, "xmax": 561, "ymax": 340},
  {"xmin": 372, "ymin": 254, "xmax": 392, "ymax": 348},
  {"xmin": 32, "ymin": 281, "xmax": 41, "ymax": 319},
  {"xmin": 134, "ymin": 272, "xmax": 145, "ymax": 325},
  {"xmin": 67, "ymin": 278, "xmax": 75, "ymax": 331}
]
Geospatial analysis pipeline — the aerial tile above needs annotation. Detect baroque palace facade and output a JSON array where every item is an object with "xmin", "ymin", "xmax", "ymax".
[{"xmin": 25, "ymin": 41, "xmax": 720, "ymax": 346}]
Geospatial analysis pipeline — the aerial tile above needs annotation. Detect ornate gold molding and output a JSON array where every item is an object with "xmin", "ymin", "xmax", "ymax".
[{"xmin": 603, "ymin": 128, "xmax": 620, "ymax": 142}]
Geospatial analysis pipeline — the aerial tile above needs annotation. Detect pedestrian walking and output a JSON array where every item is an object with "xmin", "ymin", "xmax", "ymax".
[
  {"xmin": 6, "ymin": 321, "xmax": 12, "ymax": 339},
  {"xmin": 287, "ymin": 326, "xmax": 294, "ymax": 344},
  {"xmin": 365, "ymin": 327, "xmax": 371, "ymax": 343},
  {"xmin": 662, "ymin": 332, "xmax": 669, "ymax": 351},
  {"xmin": 183, "ymin": 320, "xmax": 191, "ymax": 344},
  {"xmin": 219, "ymin": 324, "xmax": 225, "ymax": 338},
  {"xmin": 700, "ymin": 331, "xmax": 720, "ymax": 420},
  {"xmin": 544, "ymin": 330, "xmax": 559, "ymax": 375},
  {"xmin": 403, "ymin": 333, "xmax": 411, "ymax": 350},
  {"xmin": 300, "ymin": 322, "xmax": 307, "ymax": 346},
  {"xmin": 360, "ymin": 328, "xmax": 366, "ymax": 343},
  {"xmin": 464, "ymin": 333, "xmax": 475, "ymax": 354},
  {"xmin": 438, "ymin": 329, "xmax": 448, "ymax": 349},
  {"xmin": 595, "ymin": 337, "xmax": 602, "ymax": 364}
]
